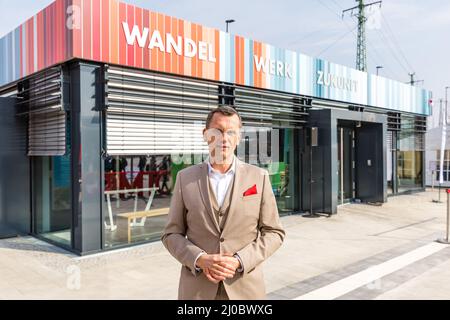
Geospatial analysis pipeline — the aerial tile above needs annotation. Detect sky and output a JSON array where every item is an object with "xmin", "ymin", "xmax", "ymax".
[{"xmin": 0, "ymin": 0, "xmax": 449, "ymax": 104}]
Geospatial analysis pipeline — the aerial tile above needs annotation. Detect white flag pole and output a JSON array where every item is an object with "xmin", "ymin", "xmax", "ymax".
[{"xmin": 439, "ymin": 99, "xmax": 446, "ymax": 202}]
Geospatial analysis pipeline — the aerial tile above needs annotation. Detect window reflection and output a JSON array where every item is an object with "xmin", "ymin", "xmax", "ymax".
[
  {"xmin": 397, "ymin": 129, "xmax": 424, "ymax": 192},
  {"xmin": 103, "ymin": 128, "xmax": 299, "ymax": 248},
  {"xmin": 33, "ymin": 155, "xmax": 72, "ymax": 247},
  {"xmin": 435, "ymin": 150, "xmax": 450, "ymax": 183},
  {"xmin": 104, "ymin": 154, "xmax": 206, "ymax": 248},
  {"xmin": 238, "ymin": 127, "xmax": 298, "ymax": 215}
]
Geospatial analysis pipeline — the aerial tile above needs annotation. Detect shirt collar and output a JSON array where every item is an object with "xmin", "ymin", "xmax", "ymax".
[{"xmin": 207, "ymin": 155, "xmax": 236, "ymax": 176}]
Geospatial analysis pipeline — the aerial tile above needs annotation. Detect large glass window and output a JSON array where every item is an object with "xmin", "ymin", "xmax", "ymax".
[
  {"xmin": 103, "ymin": 127, "xmax": 300, "ymax": 248},
  {"xmin": 238, "ymin": 127, "xmax": 299, "ymax": 215},
  {"xmin": 33, "ymin": 155, "xmax": 72, "ymax": 247},
  {"xmin": 104, "ymin": 154, "xmax": 206, "ymax": 248},
  {"xmin": 435, "ymin": 150, "xmax": 450, "ymax": 182},
  {"xmin": 397, "ymin": 127, "xmax": 424, "ymax": 192}
]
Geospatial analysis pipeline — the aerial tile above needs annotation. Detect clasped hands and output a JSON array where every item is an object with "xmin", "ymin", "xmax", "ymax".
[{"xmin": 196, "ymin": 253, "xmax": 241, "ymax": 284}]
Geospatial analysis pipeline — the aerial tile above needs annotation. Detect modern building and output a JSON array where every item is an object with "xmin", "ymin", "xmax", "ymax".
[{"xmin": 0, "ymin": 0, "xmax": 431, "ymax": 255}]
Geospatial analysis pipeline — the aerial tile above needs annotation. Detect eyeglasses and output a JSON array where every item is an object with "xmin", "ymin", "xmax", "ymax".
[{"xmin": 205, "ymin": 128, "xmax": 239, "ymax": 138}]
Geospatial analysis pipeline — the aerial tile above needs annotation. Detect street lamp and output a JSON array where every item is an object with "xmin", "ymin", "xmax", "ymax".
[
  {"xmin": 446, "ymin": 86, "xmax": 450, "ymax": 105},
  {"xmin": 376, "ymin": 65, "xmax": 383, "ymax": 76},
  {"xmin": 225, "ymin": 19, "xmax": 235, "ymax": 33}
]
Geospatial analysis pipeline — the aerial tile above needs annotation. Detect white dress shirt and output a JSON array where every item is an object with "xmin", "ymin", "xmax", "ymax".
[
  {"xmin": 207, "ymin": 156, "xmax": 236, "ymax": 207},
  {"xmin": 194, "ymin": 155, "xmax": 244, "ymax": 273}
]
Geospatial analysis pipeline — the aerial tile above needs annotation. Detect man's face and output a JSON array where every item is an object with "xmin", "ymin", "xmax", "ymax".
[{"xmin": 203, "ymin": 113, "xmax": 241, "ymax": 164}]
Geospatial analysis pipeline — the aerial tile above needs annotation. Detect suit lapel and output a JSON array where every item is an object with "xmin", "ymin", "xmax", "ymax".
[{"xmin": 197, "ymin": 163, "xmax": 221, "ymax": 234}]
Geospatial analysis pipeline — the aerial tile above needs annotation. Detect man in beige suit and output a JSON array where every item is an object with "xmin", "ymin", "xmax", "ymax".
[{"xmin": 161, "ymin": 106, "xmax": 285, "ymax": 300}]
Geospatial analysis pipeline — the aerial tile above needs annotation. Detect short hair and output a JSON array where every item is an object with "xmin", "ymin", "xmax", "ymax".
[{"xmin": 205, "ymin": 106, "xmax": 243, "ymax": 129}]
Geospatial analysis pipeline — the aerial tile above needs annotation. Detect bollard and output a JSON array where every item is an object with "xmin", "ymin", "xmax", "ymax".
[
  {"xmin": 437, "ymin": 189, "xmax": 450, "ymax": 244},
  {"xmin": 432, "ymin": 178, "xmax": 442, "ymax": 203}
]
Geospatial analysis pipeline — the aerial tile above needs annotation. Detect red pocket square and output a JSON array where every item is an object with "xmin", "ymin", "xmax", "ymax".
[{"xmin": 243, "ymin": 184, "xmax": 258, "ymax": 197}]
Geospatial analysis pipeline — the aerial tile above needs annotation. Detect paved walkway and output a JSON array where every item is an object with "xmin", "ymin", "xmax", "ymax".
[{"xmin": 0, "ymin": 189, "xmax": 449, "ymax": 300}]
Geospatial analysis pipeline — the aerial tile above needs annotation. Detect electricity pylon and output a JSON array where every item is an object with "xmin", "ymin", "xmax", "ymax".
[{"xmin": 343, "ymin": 0, "xmax": 382, "ymax": 72}]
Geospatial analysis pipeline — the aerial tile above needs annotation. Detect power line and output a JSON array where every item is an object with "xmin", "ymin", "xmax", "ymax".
[
  {"xmin": 365, "ymin": 34, "xmax": 402, "ymax": 79},
  {"xmin": 337, "ymin": 11, "xmax": 402, "ymax": 79},
  {"xmin": 316, "ymin": 0, "xmax": 339, "ymax": 15},
  {"xmin": 287, "ymin": 20, "xmax": 341, "ymax": 47},
  {"xmin": 315, "ymin": 0, "xmax": 402, "ymax": 80},
  {"xmin": 374, "ymin": 28, "xmax": 411, "ymax": 75},
  {"xmin": 329, "ymin": 0, "xmax": 344, "ymax": 11},
  {"xmin": 380, "ymin": 12, "xmax": 415, "ymax": 72},
  {"xmin": 315, "ymin": 25, "xmax": 358, "ymax": 57}
]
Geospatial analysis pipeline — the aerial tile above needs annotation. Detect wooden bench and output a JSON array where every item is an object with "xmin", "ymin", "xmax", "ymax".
[{"xmin": 117, "ymin": 208, "xmax": 169, "ymax": 243}]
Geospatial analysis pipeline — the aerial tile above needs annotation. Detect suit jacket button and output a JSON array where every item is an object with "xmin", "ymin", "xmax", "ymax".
[{"xmin": 220, "ymin": 238, "xmax": 225, "ymax": 242}]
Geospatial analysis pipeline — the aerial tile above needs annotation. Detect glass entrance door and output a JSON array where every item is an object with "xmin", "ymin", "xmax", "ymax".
[{"xmin": 338, "ymin": 126, "xmax": 355, "ymax": 204}]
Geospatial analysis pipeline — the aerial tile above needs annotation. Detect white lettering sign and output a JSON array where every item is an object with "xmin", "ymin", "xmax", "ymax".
[
  {"xmin": 317, "ymin": 70, "xmax": 358, "ymax": 92},
  {"xmin": 122, "ymin": 22, "xmax": 216, "ymax": 63},
  {"xmin": 254, "ymin": 56, "xmax": 293, "ymax": 78}
]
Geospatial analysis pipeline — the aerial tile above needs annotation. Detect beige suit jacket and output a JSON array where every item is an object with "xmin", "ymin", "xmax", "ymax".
[{"xmin": 161, "ymin": 157, "xmax": 286, "ymax": 300}]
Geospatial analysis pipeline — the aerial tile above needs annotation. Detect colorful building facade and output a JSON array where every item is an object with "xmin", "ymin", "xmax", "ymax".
[{"xmin": 0, "ymin": 0, "xmax": 430, "ymax": 254}]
